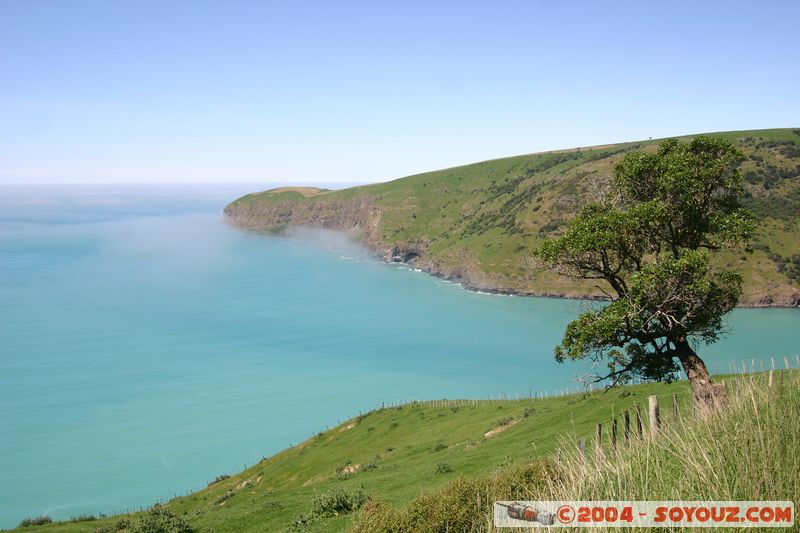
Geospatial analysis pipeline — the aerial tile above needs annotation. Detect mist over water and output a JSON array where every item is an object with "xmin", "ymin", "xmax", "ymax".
[{"xmin": 1, "ymin": 185, "xmax": 798, "ymax": 527}]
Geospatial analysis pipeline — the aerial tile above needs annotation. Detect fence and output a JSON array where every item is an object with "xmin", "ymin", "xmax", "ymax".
[{"xmin": 558, "ymin": 357, "xmax": 800, "ymax": 466}]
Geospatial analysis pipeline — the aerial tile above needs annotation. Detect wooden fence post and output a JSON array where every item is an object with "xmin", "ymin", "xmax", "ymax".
[
  {"xmin": 635, "ymin": 404, "xmax": 643, "ymax": 438},
  {"xmin": 595, "ymin": 424, "xmax": 603, "ymax": 461},
  {"xmin": 578, "ymin": 438, "xmax": 586, "ymax": 464},
  {"xmin": 623, "ymin": 410, "xmax": 631, "ymax": 443},
  {"xmin": 611, "ymin": 417, "xmax": 617, "ymax": 451},
  {"xmin": 672, "ymin": 393, "xmax": 679, "ymax": 421},
  {"xmin": 556, "ymin": 448, "xmax": 561, "ymax": 467},
  {"xmin": 769, "ymin": 370, "xmax": 774, "ymax": 388},
  {"xmin": 648, "ymin": 395, "xmax": 660, "ymax": 436}
]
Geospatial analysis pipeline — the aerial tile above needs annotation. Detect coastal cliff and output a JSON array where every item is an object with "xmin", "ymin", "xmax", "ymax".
[{"xmin": 224, "ymin": 129, "xmax": 800, "ymax": 307}]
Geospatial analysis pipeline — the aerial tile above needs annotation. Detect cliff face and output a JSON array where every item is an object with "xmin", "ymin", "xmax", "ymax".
[
  {"xmin": 223, "ymin": 195, "xmax": 427, "ymax": 264},
  {"xmin": 223, "ymin": 195, "xmax": 382, "ymax": 236}
]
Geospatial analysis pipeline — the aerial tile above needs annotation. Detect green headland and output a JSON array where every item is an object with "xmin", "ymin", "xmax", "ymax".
[{"xmin": 226, "ymin": 128, "xmax": 800, "ymax": 307}]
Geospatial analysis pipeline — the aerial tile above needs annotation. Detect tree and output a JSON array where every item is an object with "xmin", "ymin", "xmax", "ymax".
[{"xmin": 533, "ymin": 137, "xmax": 757, "ymax": 410}]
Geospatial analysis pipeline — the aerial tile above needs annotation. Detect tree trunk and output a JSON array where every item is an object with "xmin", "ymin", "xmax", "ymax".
[{"xmin": 675, "ymin": 338, "xmax": 727, "ymax": 412}]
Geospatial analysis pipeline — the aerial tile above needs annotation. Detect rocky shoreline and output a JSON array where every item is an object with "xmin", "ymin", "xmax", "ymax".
[{"xmin": 378, "ymin": 254, "xmax": 799, "ymax": 308}]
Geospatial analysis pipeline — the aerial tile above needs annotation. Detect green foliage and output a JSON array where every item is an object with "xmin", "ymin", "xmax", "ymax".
[
  {"xmin": 135, "ymin": 505, "xmax": 193, "ymax": 533},
  {"xmin": 18, "ymin": 516, "xmax": 52, "ymax": 527},
  {"xmin": 434, "ymin": 462, "xmax": 453, "ymax": 474},
  {"xmin": 535, "ymin": 137, "xmax": 755, "ymax": 384},
  {"xmin": 495, "ymin": 416, "xmax": 514, "ymax": 427},
  {"xmin": 69, "ymin": 515, "xmax": 98, "ymax": 523},
  {"xmin": 311, "ymin": 486, "xmax": 368, "ymax": 517},
  {"xmin": 92, "ymin": 507, "xmax": 191, "ymax": 533},
  {"xmin": 207, "ymin": 474, "xmax": 229, "ymax": 486}
]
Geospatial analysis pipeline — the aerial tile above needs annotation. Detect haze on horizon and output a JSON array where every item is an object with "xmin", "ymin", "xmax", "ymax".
[{"xmin": 1, "ymin": 0, "xmax": 799, "ymax": 186}]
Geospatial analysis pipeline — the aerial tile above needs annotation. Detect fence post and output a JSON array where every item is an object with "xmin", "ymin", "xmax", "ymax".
[
  {"xmin": 578, "ymin": 438, "xmax": 586, "ymax": 464},
  {"xmin": 635, "ymin": 403, "xmax": 643, "ymax": 438},
  {"xmin": 611, "ymin": 417, "xmax": 617, "ymax": 451},
  {"xmin": 556, "ymin": 447, "xmax": 561, "ymax": 467},
  {"xmin": 595, "ymin": 423, "xmax": 603, "ymax": 461},
  {"xmin": 623, "ymin": 410, "xmax": 631, "ymax": 443},
  {"xmin": 648, "ymin": 395, "xmax": 660, "ymax": 436},
  {"xmin": 769, "ymin": 370, "xmax": 774, "ymax": 388},
  {"xmin": 672, "ymin": 393, "xmax": 679, "ymax": 421}
]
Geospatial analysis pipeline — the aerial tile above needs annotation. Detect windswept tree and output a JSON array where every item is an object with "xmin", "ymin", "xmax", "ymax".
[{"xmin": 533, "ymin": 137, "xmax": 756, "ymax": 410}]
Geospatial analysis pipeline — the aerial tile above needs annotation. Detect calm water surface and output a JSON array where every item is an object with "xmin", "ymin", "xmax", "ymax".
[{"xmin": 1, "ymin": 185, "xmax": 798, "ymax": 527}]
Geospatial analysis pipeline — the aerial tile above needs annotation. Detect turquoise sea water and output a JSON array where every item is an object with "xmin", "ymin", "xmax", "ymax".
[{"xmin": 1, "ymin": 185, "xmax": 798, "ymax": 527}]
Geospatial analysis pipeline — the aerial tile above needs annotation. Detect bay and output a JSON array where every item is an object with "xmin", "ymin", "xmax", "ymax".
[{"xmin": 1, "ymin": 185, "xmax": 797, "ymax": 527}]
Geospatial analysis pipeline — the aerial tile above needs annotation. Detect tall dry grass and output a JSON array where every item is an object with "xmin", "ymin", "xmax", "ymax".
[
  {"xmin": 526, "ymin": 372, "xmax": 799, "ymax": 531},
  {"xmin": 351, "ymin": 372, "xmax": 800, "ymax": 532}
]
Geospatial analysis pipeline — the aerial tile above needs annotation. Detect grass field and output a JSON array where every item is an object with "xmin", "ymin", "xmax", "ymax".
[
  {"xmin": 226, "ymin": 128, "xmax": 800, "ymax": 306},
  {"xmin": 15, "ymin": 365, "xmax": 799, "ymax": 533},
  {"xmin": 353, "ymin": 370, "xmax": 800, "ymax": 532},
  {"xmin": 13, "ymin": 379, "xmax": 702, "ymax": 532}
]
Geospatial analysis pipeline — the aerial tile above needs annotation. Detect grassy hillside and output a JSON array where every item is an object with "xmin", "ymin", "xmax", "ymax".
[
  {"xmin": 14, "ymin": 380, "xmax": 703, "ymax": 532},
  {"xmin": 225, "ymin": 128, "xmax": 800, "ymax": 306},
  {"xmin": 17, "ymin": 369, "xmax": 799, "ymax": 533},
  {"xmin": 353, "ymin": 371, "xmax": 800, "ymax": 532}
]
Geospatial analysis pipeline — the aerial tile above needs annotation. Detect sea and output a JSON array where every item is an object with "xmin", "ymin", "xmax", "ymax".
[{"xmin": 1, "ymin": 184, "xmax": 798, "ymax": 527}]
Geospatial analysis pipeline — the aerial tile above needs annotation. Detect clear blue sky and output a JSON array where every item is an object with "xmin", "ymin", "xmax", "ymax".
[{"xmin": 1, "ymin": 0, "xmax": 798, "ymax": 184}]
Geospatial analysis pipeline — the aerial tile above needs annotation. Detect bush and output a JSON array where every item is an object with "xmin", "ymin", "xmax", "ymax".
[
  {"xmin": 431, "ymin": 442, "xmax": 447, "ymax": 452},
  {"xmin": 207, "ymin": 474, "xmax": 229, "ymax": 486},
  {"xmin": 70, "ymin": 514, "xmax": 98, "ymax": 522},
  {"xmin": 435, "ymin": 462, "xmax": 453, "ymax": 474},
  {"xmin": 19, "ymin": 516, "xmax": 52, "ymax": 527},
  {"xmin": 136, "ymin": 504, "xmax": 193, "ymax": 533},
  {"xmin": 311, "ymin": 486, "xmax": 368, "ymax": 517}
]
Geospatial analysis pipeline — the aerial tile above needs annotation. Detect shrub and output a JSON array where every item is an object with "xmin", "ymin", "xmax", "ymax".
[
  {"xmin": 136, "ymin": 505, "xmax": 193, "ymax": 533},
  {"xmin": 18, "ymin": 516, "xmax": 52, "ymax": 527},
  {"xmin": 435, "ymin": 462, "xmax": 453, "ymax": 474},
  {"xmin": 207, "ymin": 474, "xmax": 229, "ymax": 486},
  {"xmin": 70, "ymin": 514, "xmax": 98, "ymax": 522},
  {"xmin": 93, "ymin": 518, "xmax": 133, "ymax": 533},
  {"xmin": 311, "ymin": 486, "xmax": 368, "ymax": 517},
  {"xmin": 496, "ymin": 416, "xmax": 514, "ymax": 427},
  {"xmin": 431, "ymin": 442, "xmax": 447, "ymax": 452}
]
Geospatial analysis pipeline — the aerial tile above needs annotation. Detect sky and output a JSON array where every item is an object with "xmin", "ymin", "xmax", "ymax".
[{"xmin": 1, "ymin": 0, "xmax": 799, "ymax": 185}]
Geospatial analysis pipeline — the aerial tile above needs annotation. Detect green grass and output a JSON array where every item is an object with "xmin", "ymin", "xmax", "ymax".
[
  {"xmin": 353, "ymin": 371, "xmax": 800, "ymax": 532},
  {"xmin": 13, "ymin": 370, "xmax": 798, "ymax": 532},
  {"xmin": 15, "ymin": 380, "xmax": 705, "ymax": 533},
  {"xmin": 225, "ymin": 128, "xmax": 800, "ymax": 305}
]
